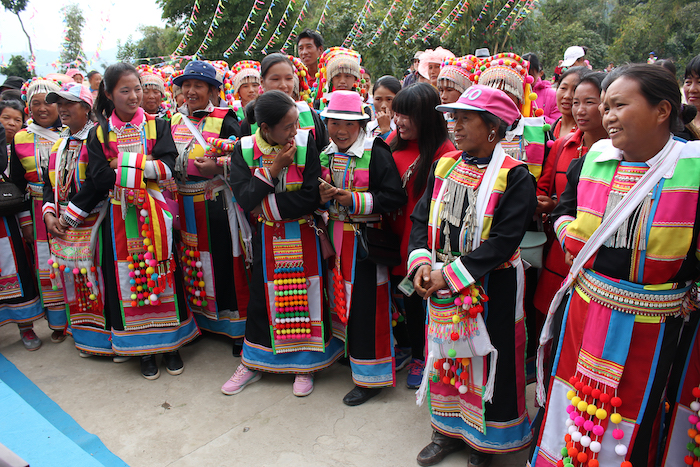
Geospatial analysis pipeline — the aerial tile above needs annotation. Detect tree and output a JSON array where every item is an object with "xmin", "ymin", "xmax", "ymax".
[
  {"xmin": 59, "ymin": 4, "xmax": 86, "ymax": 72},
  {"xmin": 1, "ymin": 0, "xmax": 34, "ymax": 59},
  {"xmin": 0, "ymin": 55, "xmax": 33, "ymax": 80},
  {"xmin": 117, "ymin": 26, "xmax": 181, "ymax": 63}
]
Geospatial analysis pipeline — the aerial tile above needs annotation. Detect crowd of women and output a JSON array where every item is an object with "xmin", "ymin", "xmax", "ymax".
[{"xmin": 1, "ymin": 28, "xmax": 700, "ymax": 467}]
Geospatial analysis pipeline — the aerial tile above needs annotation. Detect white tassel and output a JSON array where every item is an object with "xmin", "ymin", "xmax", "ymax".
[
  {"xmin": 483, "ymin": 348, "xmax": 498, "ymax": 403},
  {"xmin": 416, "ymin": 351, "xmax": 437, "ymax": 406}
]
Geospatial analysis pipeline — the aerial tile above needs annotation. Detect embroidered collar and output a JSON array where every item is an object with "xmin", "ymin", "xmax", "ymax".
[
  {"xmin": 254, "ymin": 129, "xmax": 282, "ymax": 158},
  {"xmin": 592, "ymin": 136, "xmax": 678, "ymax": 177},
  {"xmin": 178, "ymin": 101, "xmax": 215, "ymax": 118},
  {"xmin": 61, "ymin": 121, "xmax": 95, "ymax": 141},
  {"xmin": 110, "ymin": 107, "xmax": 145, "ymax": 131},
  {"xmin": 324, "ymin": 130, "xmax": 367, "ymax": 157}
]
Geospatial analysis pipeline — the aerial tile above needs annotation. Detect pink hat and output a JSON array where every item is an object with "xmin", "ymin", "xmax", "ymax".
[
  {"xmin": 436, "ymin": 85, "xmax": 520, "ymax": 127},
  {"xmin": 418, "ymin": 47, "xmax": 455, "ymax": 79},
  {"xmin": 46, "ymin": 82, "xmax": 94, "ymax": 108},
  {"xmin": 320, "ymin": 91, "xmax": 369, "ymax": 121},
  {"xmin": 66, "ymin": 68, "xmax": 83, "ymax": 78}
]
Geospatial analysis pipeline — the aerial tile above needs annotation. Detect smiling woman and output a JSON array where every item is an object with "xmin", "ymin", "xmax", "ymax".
[{"xmin": 531, "ymin": 64, "xmax": 700, "ymax": 467}]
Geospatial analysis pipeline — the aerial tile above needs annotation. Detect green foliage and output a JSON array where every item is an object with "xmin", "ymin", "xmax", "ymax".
[
  {"xmin": 0, "ymin": 55, "xmax": 34, "ymax": 80},
  {"xmin": 154, "ymin": 0, "xmax": 700, "ymax": 80},
  {"xmin": 117, "ymin": 26, "xmax": 181, "ymax": 63},
  {"xmin": 59, "ymin": 4, "xmax": 86, "ymax": 72}
]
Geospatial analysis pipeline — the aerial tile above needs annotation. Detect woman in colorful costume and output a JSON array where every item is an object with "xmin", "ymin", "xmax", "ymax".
[
  {"xmin": 223, "ymin": 90, "xmax": 344, "ymax": 397},
  {"xmin": 386, "ymin": 83, "xmax": 455, "ymax": 390},
  {"xmin": 366, "ymin": 75, "xmax": 400, "ymax": 140},
  {"xmin": 87, "ymin": 63, "xmax": 199, "ymax": 378},
  {"xmin": 10, "ymin": 77, "xmax": 66, "ymax": 344},
  {"xmin": 533, "ymin": 73, "xmax": 607, "ymax": 321},
  {"xmin": 530, "ymin": 64, "xmax": 700, "ymax": 467},
  {"xmin": 169, "ymin": 60, "xmax": 250, "ymax": 347},
  {"xmin": 240, "ymin": 54, "xmax": 328, "ymax": 155},
  {"xmin": 230, "ymin": 60, "xmax": 260, "ymax": 123},
  {"xmin": 437, "ymin": 55, "xmax": 479, "ymax": 144},
  {"xmin": 138, "ymin": 66, "xmax": 171, "ymax": 120},
  {"xmin": 42, "ymin": 83, "xmax": 110, "ymax": 356},
  {"xmin": 318, "ymin": 91, "xmax": 407, "ymax": 406},
  {"xmin": 418, "ymin": 47, "xmax": 455, "ymax": 89},
  {"xmin": 409, "ymin": 85, "xmax": 535, "ymax": 466},
  {"xmin": 315, "ymin": 48, "xmax": 372, "ymax": 118}
]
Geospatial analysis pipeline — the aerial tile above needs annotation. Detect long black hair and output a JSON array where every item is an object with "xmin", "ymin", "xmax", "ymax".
[
  {"xmin": 260, "ymin": 53, "xmax": 295, "ymax": 79},
  {"xmin": 390, "ymin": 82, "xmax": 448, "ymax": 197},
  {"xmin": 94, "ymin": 62, "xmax": 140, "ymax": 137}
]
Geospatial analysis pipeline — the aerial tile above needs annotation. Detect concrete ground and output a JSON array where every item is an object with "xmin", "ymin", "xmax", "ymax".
[{"xmin": 1, "ymin": 319, "xmax": 534, "ymax": 467}]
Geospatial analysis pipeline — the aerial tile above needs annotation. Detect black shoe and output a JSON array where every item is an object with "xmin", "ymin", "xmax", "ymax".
[
  {"xmin": 232, "ymin": 338, "xmax": 243, "ymax": 357},
  {"xmin": 140, "ymin": 355, "xmax": 160, "ymax": 380},
  {"xmin": 337, "ymin": 356, "xmax": 351, "ymax": 367},
  {"xmin": 469, "ymin": 450, "xmax": 493, "ymax": 467},
  {"xmin": 342, "ymin": 385, "xmax": 382, "ymax": 406},
  {"xmin": 416, "ymin": 431, "xmax": 466, "ymax": 466},
  {"xmin": 163, "ymin": 351, "xmax": 184, "ymax": 376}
]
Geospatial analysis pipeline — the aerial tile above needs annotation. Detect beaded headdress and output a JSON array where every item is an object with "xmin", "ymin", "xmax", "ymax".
[
  {"xmin": 21, "ymin": 77, "xmax": 61, "ymax": 105},
  {"xmin": 317, "ymin": 47, "xmax": 362, "ymax": 104},
  {"xmin": 137, "ymin": 65, "xmax": 166, "ymax": 96},
  {"xmin": 477, "ymin": 53, "xmax": 538, "ymax": 116},
  {"xmin": 206, "ymin": 60, "xmax": 235, "ymax": 106},
  {"xmin": 287, "ymin": 55, "xmax": 312, "ymax": 104},
  {"xmin": 437, "ymin": 55, "xmax": 480, "ymax": 94},
  {"xmin": 231, "ymin": 60, "xmax": 261, "ymax": 99}
]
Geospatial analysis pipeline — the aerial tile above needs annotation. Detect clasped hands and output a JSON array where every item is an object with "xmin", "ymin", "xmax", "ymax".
[{"xmin": 413, "ymin": 264, "xmax": 449, "ymax": 298}]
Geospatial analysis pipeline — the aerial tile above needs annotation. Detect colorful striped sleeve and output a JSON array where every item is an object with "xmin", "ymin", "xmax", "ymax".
[
  {"xmin": 63, "ymin": 201, "xmax": 89, "ymax": 227},
  {"xmin": 442, "ymin": 259, "xmax": 475, "ymax": 294},
  {"xmin": 42, "ymin": 202, "xmax": 56, "ymax": 219},
  {"xmin": 260, "ymin": 193, "xmax": 282, "ymax": 221},
  {"xmin": 407, "ymin": 248, "xmax": 432, "ymax": 279},
  {"xmin": 350, "ymin": 191, "xmax": 374, "ymax": 216},
  {"xmin": 17, "ymin": 210, "xmax": 32, "ymax": 228},
  {"xmin": 143, "ymin": 159, "xmax": 172, "ymax": 181},
  {"xmin": 254, "ymin": 167, "xmax": 274, "ymax": 187},
  {"xmin": 554, "ymin": 215, "xmax": 575, "ymax": 248}
]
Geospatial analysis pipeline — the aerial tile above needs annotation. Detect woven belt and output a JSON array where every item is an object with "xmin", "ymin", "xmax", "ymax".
[
  {"xmin": 176, "ymin": 178, "xmax": 226, "ymax": 196},
  {"xmin": 27, "ymin": 183, "xmax": 43, "ymax": 198},
  {"xmin": 575, "ymin": 269, "xmax": 689, "ymax": 316}
]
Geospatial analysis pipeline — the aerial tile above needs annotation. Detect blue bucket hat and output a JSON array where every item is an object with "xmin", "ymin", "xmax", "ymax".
[{"xmin": 172, "ymin": 60, "xmax": 222, "ymax": 88}]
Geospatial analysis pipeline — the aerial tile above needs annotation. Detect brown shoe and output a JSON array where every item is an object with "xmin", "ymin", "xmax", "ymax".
[
  {"xmin": 416, "ymin": 431, "xmax": 466, "ymax": 466},
  {"xmin": 469, "ymin": 449, "xmax": 493, "ymax": 467}
]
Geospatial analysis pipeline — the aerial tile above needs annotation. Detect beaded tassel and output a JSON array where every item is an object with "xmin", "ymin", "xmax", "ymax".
[
  {"xmin": 48, "ymin": 258, "xmax": 100, "ymax": 311},
  {"xmin": 182, "ymin": 248, "xmax": 207, "ymax": 308},
  {"xmin": 333, "ymin": 257, "xmax": 347, "ymax": 324},
  {"xmin": 430, "ymin": 357, "xmax": 471, "ymax": 394},
  {"xmin": 560, "ymin": 373, "xmax": 629, "ymax": 467},
  {"xmin": 126, "ymin": 205, "xmax": 167, "ymax": 307},
  {"xmin": 272, "ymin": 262, "xmax": 311, "ymax": 340},
  {"xmin": 685, "ymin": 385, "xmax": 700, "ymax": 466}
]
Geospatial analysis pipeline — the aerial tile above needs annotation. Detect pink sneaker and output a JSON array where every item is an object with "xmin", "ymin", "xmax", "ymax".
[
  {"xmin": 221, "ymin": 364, "xmax": 261, "ymax": 395},
  {"xmin": 293, "ymin": 373, "xmax": 314, "ymax": 397}
]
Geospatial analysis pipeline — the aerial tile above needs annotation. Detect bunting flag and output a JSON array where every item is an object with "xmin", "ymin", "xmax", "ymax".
[
  {"xmin": 245, "ymin": 0, "xmax": 278, "ymax": 56},
  {"xmin": 262, "ymin": 0, "xmax": 297, "ymax": 54},
  {"xmin": 486, "ymin": 0, "xmax": 517, "ymax": 31},
  {"xmin": 172, "ymin": 0, "xmax": 201, "ymax": 56},
  {"xmin": 393, "ymin": 0, "xmax": 419, "ymax": 45},
  {"xmin": 342, "ymin": 0, "xmax": 373, "ymax": 48},
  {"xmin": 423, "ymin": 0, "xmax": 467, "ymax": 42},
  {"xmin": 471, "ymin": 0, "xmax": 493, "ymax": 29},
  {"xmin": 406, "ymin": 0, "xmax": 453, "ymax": 43},
  {"xmin": 316, "ymin": 0, "xmax": 331, "ymax": 31},
  {"xmin": 223, "ymin": 0, "xmax": 266, "ymax": 57},
  {"xmin": 365, "ymin": 0, "xmax": 402, "ymax": 47},
  {"xmin": 439, "ymin": 0, "xmax": 469, "ymax": 41},
  {"xmin": 194, "ymin": 0, "xmax": 226, "ymax": 57},
  {"xmin": 349, "ymin": 0, "xmax": 375, "ymax": 50},
  {"xmin": 510, "ymin": 0, "xmax": 538, "ymax": 30},
  {"xmin": 280, "ymin": 0, "xmax": 309, "ymax": 53}
]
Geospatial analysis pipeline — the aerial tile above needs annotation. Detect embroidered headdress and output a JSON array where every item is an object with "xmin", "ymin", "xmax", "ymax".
[
  {"xmin": 231, "ymin": 60, "xmax": 261, "ymax": 99},
  {"xmin": 437, "ymin": 55, "xmax": 480, "ymax": 94},
  {"xmin": 477, "ymin": 53, "xmax": 538, "ymax": 116}
]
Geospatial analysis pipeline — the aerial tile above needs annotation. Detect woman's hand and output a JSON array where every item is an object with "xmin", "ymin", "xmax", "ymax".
[
  {"xmin": 193, "ymin": 157, "xmax": 223, "ymax": 177},
  {"xmin": 376, "ymin": 109, "xmax": 392, "ymax": 134},
  {"xmin": 21, "ymin": 224, "xmax": 33, "ymax": 244},
  {"xmin": 536, "ymin": 195, "xmax": 556, "ymax": 215},
  {"xmin": 424, "ymin": 269, "xmax": 448, "ymax": 298},
  {"xmin": 333, "ymin": 189, "xmax": 353, "ymax": 207},
  {"xmin": 413, "ymin": 265, "xmax": 432, "ymax": 298},
  {"xmin": 44, "ymin": 213, "xmax": 66, "ymax": 238},
  {"xmin": 269, "ymin": 141, "xmax": 296, "ymax": 179},
  {"xmin": 319, "ymin": 175, "xmax": 336, "ymax": 203},
  {"xmin": 109, "ymin": 158, "xmax": 118, "ymax": 169},
  {"xmin": 251, "ymin": 205, "xmax": 263, "ymax": 218}
]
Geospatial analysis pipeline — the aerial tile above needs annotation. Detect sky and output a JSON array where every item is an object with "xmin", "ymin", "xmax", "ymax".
[{"xmin": 0, "ymin": 0, "xmax": 170, "ymax": 73}]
